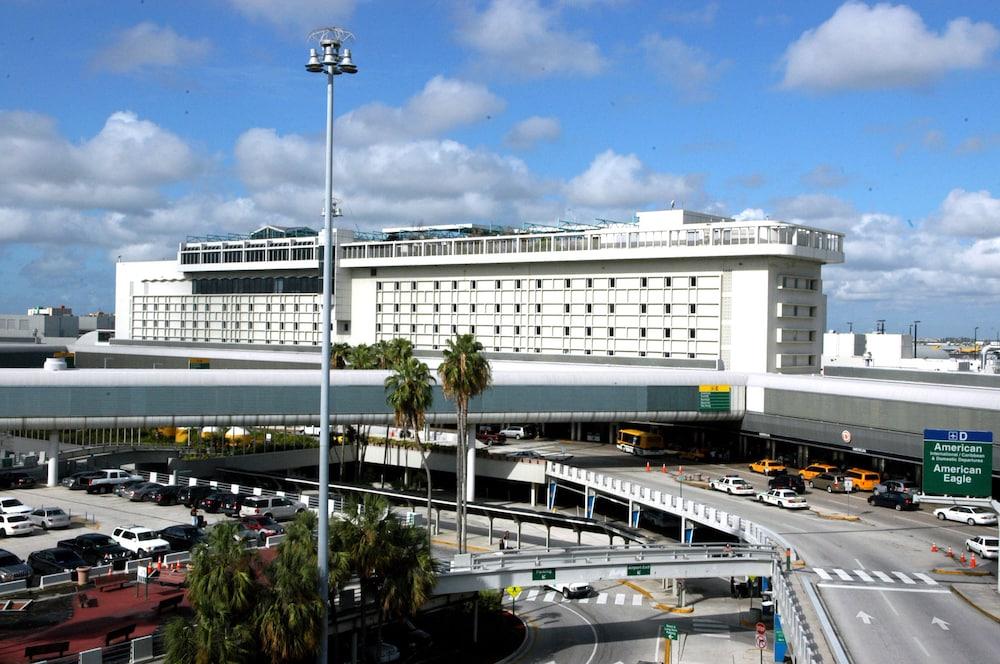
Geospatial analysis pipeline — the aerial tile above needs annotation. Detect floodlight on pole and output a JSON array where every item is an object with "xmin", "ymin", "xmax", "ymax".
[{"xmin": 305, "ymin": 26, "xmax": 357, "ymax": 664}]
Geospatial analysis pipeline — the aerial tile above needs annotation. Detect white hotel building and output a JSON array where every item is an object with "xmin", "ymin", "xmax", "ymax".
[{"xmin": 114, "ymin": 209, "xmax": 844, "ymax": 374}]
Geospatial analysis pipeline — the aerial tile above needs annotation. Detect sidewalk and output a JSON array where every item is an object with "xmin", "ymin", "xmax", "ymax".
[{"xmin": 950, "ymin": 581, "xmax": 1000, "ymax": 624}]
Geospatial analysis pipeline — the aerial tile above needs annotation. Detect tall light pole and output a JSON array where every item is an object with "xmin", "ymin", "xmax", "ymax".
[
  {"xmin": 305, "ymin": 27, "xmax": 357, "ymax": 664},
  {"xmin": 912, "ymin": 320, "xmax": 920, "ymax": 358},
  {"xmin": 974, "ymin": 326, "xmax": 979, "ymax": 349}
]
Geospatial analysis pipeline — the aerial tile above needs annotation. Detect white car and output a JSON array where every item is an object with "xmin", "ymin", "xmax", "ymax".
[
  {"xmin": 111, "ymin": 525, "xmax": 171, "ymax": 558},
  {"xmin": 710, "ymin": 475, "xmax": 755, "ymax": 496},
  {"xmin": 547, "ymin": 582, "xmax": 593, "ymax": 599},
  {"xmin": 499, "ymin": 426, "xmax": 534, "ymax": 440},
  {"xmin": 933, "ymin": 505, "xmax": 998, "ymax": 526},
  {"xmin": 28, "ymin": 507, "xmax": 71, "ymax": 530},
  {"xmin": 0, "ymin": 514, "xmax": 35, "ymax": 537},
  {"xmin": 965, "ymin": 535, "xmax": 999, "ymax": 559},
  {"xmin": 0, "ymin": 496, "xmax": 32, "ymax": 516},
  {"xmin": 755, "ymin": 489, "xmax": 809, "ymax": 509}
]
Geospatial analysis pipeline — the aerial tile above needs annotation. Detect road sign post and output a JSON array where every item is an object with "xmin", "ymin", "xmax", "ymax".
[
  {"xmin": 922, "ymin": 429, "xmax": 993, "ymax": 497},
  {"xmin": 506, "ymin": 585, "xmax": 522, "ymax": 617},
  {"xmin": 756, "ymin": 622, "xmax": 767, "ymax": 664},
  {"xmin": 661, "ymin": 623, "xmax": 678, "ymax": 664}
]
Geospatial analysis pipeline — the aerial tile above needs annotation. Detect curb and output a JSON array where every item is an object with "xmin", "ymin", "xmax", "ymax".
[
  {"xmin": 931, "ymin": 567, "xmax": 991, "ymax": 576},
  {"xmin": 654, "ymin": 603, "xmax": 694, "ymax": 613},
  {"xmin": 949, "ymin": 585, "xmax": 1000, "ymax": 625},
  {"xmin": 812, "ymin": 511, "xmax": 860, "ymax": 521},
  {"xmin": 618, "ymin": 579, "xmax": 655, "ymax": 599},
  {"xmin": 496, "ymin": 608, "xmax": 535, "ymax": 664},
  {"xmin": 430, "ymin": 538, "xmax": 491, "ymax": 553}
]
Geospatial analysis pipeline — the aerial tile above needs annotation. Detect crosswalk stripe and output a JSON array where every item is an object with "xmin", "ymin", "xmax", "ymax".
[
  {"xmin": 578, "ymin": 597, "xmax": 589, "ymax": 603},
  {"xmin": 853, "ymin": 570, "xmax": 874, "ymax": 583},
  {"xmin": 543, "ymin": 591, "xmax": 556, "ymax": 602},
  {"xmin": 814, "ymin": 568, "xmax": 832, "ymax": 580},
  {"xmin": 892, "ymin": 572, "xmax": 916, "ymax": 585},
  {"xmin": 527, "ymin": 589, "xmax": 539, "ymax": 601},
  {"xmin": 912, "ymin": 573, "xmax": 937, "ymax": 585},
  {"xmin": 633, "ymin": 594, "xmax": 643, "ymax": 606},
  {"xmin": 597, "ymin": 593, "xmax": 608, "ymax": 605},
  {"xmin": 872, "ymin": 571, "xmax": 894, "ymax": 583},
  {"xmin": 614, "ymin": 594, "xmax": 625, "ymax": 605},
  {"xmin": 833, "ymin": 568, "xmax": 852, "ymax": 581}
]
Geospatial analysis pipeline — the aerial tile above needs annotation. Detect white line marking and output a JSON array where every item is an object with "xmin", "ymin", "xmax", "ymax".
[
  {"xmin": 552, "ymin": 600, "xmax": 600, "ymax": 664},
  {"xmin": 817, "ymin": 584, "xmax": 951, "ymax": 594},
  {"xmin": 892, "ymin": 571, "xmax": 916, "ymax": 585},
  {"xmin": 704, "ymin": 634, "xmax": 731, "ymax": 639},
  {"xmin": 544, "ymin": 591, "xmax": 556, "ymax": 602},
  {"xmin": 833, "ymin": 568, "xmax": 853, "ymax": 581},
  {"xmin": 597, "ymin": 593, "xmax": 608, "ymax": 605},
  {"xmin": 527, "ymin": 589, "xmax": 539, "ymax": 601},
  {"xmin": 853, "ymin": 570, "xmax": 874, "ymax": 583},
  {"xmin": 854, "ymin": 558, "xmax": 865, "ymax": 569},
  {"xmin": 872, "ymin": 571, "xmax": 894, "ymax": 583},
  {"xmin": 913, "ymin": 638, "xmax": 930, "ymax": 657},
  {"xmin": 615, "ymin": 594, "xmax": 626, "ymax": 605},
  {"xmin": 912, "ymin": 573, "xmax": 938, "ymax": 585},
  {"xmin": 814, "ymin": 568, "xmax": 833, "ymax": 580},
  {"xmin": 578, "ymin": 596, "xmax": 589, "ymax": 604},
  {"xmin": 633, "ymin": 594, "xmax": 643, "ymax": 606}
]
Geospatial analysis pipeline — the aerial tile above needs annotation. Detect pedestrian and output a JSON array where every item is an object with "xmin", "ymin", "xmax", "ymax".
[
  {"xmin": 730, "ymin": 576, "xmax": 736, "ymax": 598},
  {"xmin": 190, "ymin": 506, "xmax": 199, "ymax": 527},
  {"xmin": 499, "ymin": 537, "xmax": 506, "ymax": 551}
]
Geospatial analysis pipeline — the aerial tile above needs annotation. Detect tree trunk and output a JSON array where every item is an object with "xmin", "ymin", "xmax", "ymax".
[
  {"xmin": 458, "ymin": 407, "xmax": 468, "ymax": 553},
  {"xmin": 455, "ymin": 410, "xmax": 464, "ymax": 553},
  {"xmin": 416, "ymin": 429, "xmax": 433, "ymax": 551}
]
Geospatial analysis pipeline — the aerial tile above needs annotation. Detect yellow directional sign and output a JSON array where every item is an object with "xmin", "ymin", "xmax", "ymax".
[
  {"xmin": 698, "ymin": 384, "xmax": 731, "ymax": 392},
  {"xmin": 505, "ymin": 586, "xmax": 523, "ymax": 600}
]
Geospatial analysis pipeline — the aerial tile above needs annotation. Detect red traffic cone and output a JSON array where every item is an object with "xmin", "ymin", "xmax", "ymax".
[
  {"xmin": 679, "ymin": 465, "xmax": 684, "ymax": 474},
  {"xmin": 970, "ymin": 554, "xmax": 977, "ymax": 569},
  {"xmin": 959, "ymin": 552, "xmax": 967, "ymax": 565},
  {"xmin": 645, "ymin": 462, "xmax": 651, "ymax": 472},
  {"xmin": 946, "ymin": 546, "xmax": 953, "ymax": 558},
  {"xmin": 661, "ymin": 464, "xmax": 667, "ymax": 473},
  {"xmin": 930, "ymin": 542, "xmax": 938, "ymax": 553}
]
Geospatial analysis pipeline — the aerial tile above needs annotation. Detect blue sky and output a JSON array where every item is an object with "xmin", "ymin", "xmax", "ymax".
[{"xmin": 1, "ymin": 0, "xmax": 999, "ymax": 339}]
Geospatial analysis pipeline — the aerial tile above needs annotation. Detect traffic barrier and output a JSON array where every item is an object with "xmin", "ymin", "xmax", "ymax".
[
  {"xmin": 930, "ymin": 542, "xmax": 938, "ymax": 553},
  {"xmin": 970, "ymin": 554, "xmax": 977, "ymax": 569}
]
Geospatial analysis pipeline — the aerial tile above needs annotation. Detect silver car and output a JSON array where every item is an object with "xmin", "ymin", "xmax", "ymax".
[
  {"xmin": 28, "ymin": 506, "xmax": 71, "ymax": 530},
  {"xmin": 0, "ymin": 548, "xmax": 30, "ymax": 582}
]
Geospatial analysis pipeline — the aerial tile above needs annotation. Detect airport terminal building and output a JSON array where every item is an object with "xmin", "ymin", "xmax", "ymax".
[{"xmin": 115, "ymin": 209, "xmax": 844, "ymax": 374}]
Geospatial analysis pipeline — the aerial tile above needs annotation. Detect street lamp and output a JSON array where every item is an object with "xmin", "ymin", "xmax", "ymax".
[
  {"xmin": 912, "ymin": 320, "xmax": 920, "ymax": 358},
  {"xmin": 305, "ymin": 27, "xmax": 357, "ymax": 664},
  {"xmin": 974, "ymin": 326, "xmax": 979, "ymax": 349}
]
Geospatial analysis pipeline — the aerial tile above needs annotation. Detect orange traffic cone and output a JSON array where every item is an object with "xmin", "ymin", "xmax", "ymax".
[
  {"xmin": 930, "ymin": 542, "xmax": 938, "ymax": 553},
  {"xmin": 646, "ymin": 462, "xmax": 651, "ymax": 472},
  {"xmin": 959, "ymin": 552, "xmax": 967, "ymax": 565},
  {"xmin": 661, "ymin": 464, "xmax": 667, "ymax": 473},
  {"xmin": 157, "ymin": 559, "xmax": 163, "ymax": 572},
  {"xmin": 946, "ymin": 546, "xmax": 953, "ymax": 558},
  {"xmin": 679, "ymin": 465, "xmax": 684, "ymax": 474},
  {"xmin": 970, "ymin": 554, "xmax": 977, "ymax": 569}
]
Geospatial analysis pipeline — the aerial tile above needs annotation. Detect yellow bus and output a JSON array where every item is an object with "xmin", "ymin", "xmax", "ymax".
[{"xmin": 616, "ymin": 429, "xmax": 666, "ymax": 457}]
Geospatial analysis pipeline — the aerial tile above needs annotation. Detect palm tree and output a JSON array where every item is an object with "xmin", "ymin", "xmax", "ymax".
[
  {"xmin": 385, "ymin": 356, "xmax": 436, "ymax": 545},
  {"xmin": 330, "ymin": 494, "xmax": 436, "ymax": 657},
  {"xmin": 348, "ymin": 343, "xmax": 377, "ymax": 370},
  {"xmin": 437, "ymin": 334, "xmax": 492, "ymax": 553},
  {"xmin": 372, "ymin": 339, "xmax": 392, "ymax": 369},
  {"xmin": 385, "ymin": 337, "xmax": 414, "ymax": 367},
  {"xmin": 165, "ymin": 521, "xmax": 260, "ymax": 664},
  {"xmin": 331, "ymin": 342, "xmax": 352, "ymax": 370}
]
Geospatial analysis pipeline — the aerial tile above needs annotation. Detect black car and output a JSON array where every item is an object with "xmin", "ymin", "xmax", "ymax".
[
  {"xmin": 158, "ymin": 524, "xmax": 205, "ymax": 551},
  {"xmin": 868, "ymin": 490, "xmax": 918, "ymax": 511},
  {"xmin": 198, "ymin": 491, "xmax": 228, "ymax": 513},
  {"xmin": 56, "ymin": 533, "xmax": 132, "ymax": 568},
  {"xmin": 114, "ymin": 479, "xmax": 147, "ymax": 497},
  {"xmin": 768, "ymin": 472, "xmax": 807, "ymax": 494},
  {"xmin": 219, "ymin": 493, "xmax": 250, "ymax": 516},
  {"xmin": 130, "ymin": 483, "xmax": 164, "ymax": 502},
  {"xmin": 27, "ymin": 548, "xmax": 88, "ymax": 576},
  {"xmin": 62, "ymin": 470, "xmax": 104, "ymax": 490},
  {"xmin": 148, "ymin": 485, "xmax": 183, "ymax": 506},
  {"xmin": 178, "ymin": 485, "xmax": 216, "ymax": 508},
  {"xmin": 0, "ymin": 472, "xmax": 37, "ymax": 490}
]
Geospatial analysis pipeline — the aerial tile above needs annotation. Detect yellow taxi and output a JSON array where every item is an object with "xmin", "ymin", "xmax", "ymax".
[
  {"xmin": 748, "ymin": 459, "xmax": 786, "ymax": 476},
  {"xmin": 844, "ymin": 468, "xmax": 881, "ymax": 492},
  {"xmin": 798, "ymin": 463, "xmax": 838, "ymax": 481}
]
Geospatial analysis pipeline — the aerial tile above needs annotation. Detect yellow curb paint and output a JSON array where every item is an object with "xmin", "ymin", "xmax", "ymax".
[
  {"xmin": 619, "ymin": 580, "xmax": 655, "ymax": 599},
  {"xmin": 653, "ymin": 603, "xmax": 694, "ymax": 613},
  {"xmin": 431, "ymin": 538, "xmax": 491, "ymax": 553},
  {"xmin": 931, "ymin": 568, "xmax": 991, "ymax": 577}
]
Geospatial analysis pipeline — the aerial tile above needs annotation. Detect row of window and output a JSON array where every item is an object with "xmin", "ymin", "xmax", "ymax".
[
  {"xmin": 376, "ymin": 302, "xmax": 701, "ymax": 314},
  {"xmin": 375, "ymin": 323, "xmax": 699, "ymax": 338},
  {"xmin": 181, "ymin": 247, "xmax": 321, "ymax": 265},
  {"xmin": 376, "ymin": 276, "xmax": 700, "ymax": 291},
  {"xmin": 778, "ymin": 275, "xmax": 819, "ymax": 291},
  {"xmin": 139, "ymin": 301, "xmax": 318, "ymax": 313},
  {"xmin": 136, "ymin": 320, "xmax": 323, "ymax": 331},
  {"xmin": 191, "ymin": 277, "xmax": 322, "ymax": 295}
]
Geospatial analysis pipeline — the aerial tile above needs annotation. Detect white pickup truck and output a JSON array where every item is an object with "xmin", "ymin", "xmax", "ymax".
[
  {"xmin": 709, "ymin": 475, "xmax": 755, "ymax": 495},
  {"xmin": 547, "ymin": 582, "xmax": 593, "ymax": 599},
  {"xmin": 84, "ymin": 469, "xmax": 143, "ymax": 494}
]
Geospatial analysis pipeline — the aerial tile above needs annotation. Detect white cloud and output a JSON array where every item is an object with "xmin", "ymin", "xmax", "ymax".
[
  {"xmin": 91, "ymin": 23, "xmax": 212, "ymax": 74},
  {"xmin": 932, "ymin": 188, "xmax": 1000, "ymax": 238},
  {"xmin": 780, "ymin": 2, "xmax": 1000, "ymax": 91},
  {"xmin": 505, "ymin": 116, "xmax": 562, "ymax": 150},
  {"xmin": 802, "ymin": 164, "xmax": 849, "ymax": 189},
  {"xmin": 564, "ymin": 150, "xmax": 703, "ymax": 209},
  {"xmin": 734, "ymin": 208, "xmax": 766, "ymax": 221},
  {"xmin": 228, "ymin": 0, "xmax": 356, "ymax": 33},
  {"xmin": 457, "ymin": 0, "xmax": 603, "ymax": 78},
  {"xmin": 772, "ymin": 193, "xmax": 859, "ymax": 232},
  {"xmin": 337, "ymin": 76, "xmax": 505, "ymax": 146},
  {"xmin": 641, "ymin": 34, "xmax": 727, "ymax": 101}
]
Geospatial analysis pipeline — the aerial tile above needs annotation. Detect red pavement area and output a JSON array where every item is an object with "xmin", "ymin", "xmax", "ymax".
[{"xmin": 0, "ymin": 579, "xmax": 188, "ymax": 664}]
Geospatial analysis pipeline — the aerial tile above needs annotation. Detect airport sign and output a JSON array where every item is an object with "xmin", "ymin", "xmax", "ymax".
[{"xmin": 922, "ymin": 429, "xmax": 992, "ymax": 497}]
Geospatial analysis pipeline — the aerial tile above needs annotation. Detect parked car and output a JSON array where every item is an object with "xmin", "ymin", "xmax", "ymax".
[
  {"xmin": 158, "ymin": 524, "xmax": 205, "ymax": 551},
  {"xmin": 110, "ymin": 526, "xmax": 171, "ymax": 559},
  {"xmin": 874, "ymin": 479, "xmax": 919, "ymax": 495},
  {"xmin": 499, "ymin": 425, "xmax": 535, "ymax": 440},
  {"xmin": 965, "ymin": 535, "xmax": 999, "ymax": 559},
  {"xmin": 0, "ymin": 514, "xmax": 34, "ymax": 537},
  {"xmin": 0, "ymin": 549, "xmax": 31, "ymax": 582},
  {"xmin": 768, "ymin": 473, "xmax": 806, "ymax": 494},
  {"xmin": 178, "ymin": 485, "xmax": 216, "ymax": 508},
  {"xmin": 0, "ymin": 472, "xmax": 37, "ymax": 489},
  {"xmin": 755, "ymin": 489, "xmax": 808, "ymax": 509},
  {"xmin": 239, "ymin": 496, "xmax": 305, "ymax": 521},
  {"xmin": 748, "ymin": 459, "xmax": 786, "ymax": 476},
  {"xmin": 28, "ymin": 547, "xmax": 88, "ymax": 576},
  {"xmin": 867, "ymin": 490, "xmax": 918, "ymax": 511},
  {"xmin": 709, "ymin": 475, "xmax": 755, "ymax": 495},
  {"xmin": 114, "ymin": 479, "xmax": 147, "ymax": 497},
  {"xmin": 504, "ymin": 450, "xmax": 544, "ymax": 460},
  {"xmin": 843, "ymin": 468, "xmax": 881, "ymax": 491},
  {"xmin": 84, "ymin": 469, "xmax": 143, "ymax": 494},
  {"xmin": 28, "ymin": 506, "xmax": 71, "ymax": 530},
  {"xmin": 198, "ymin": 491, "xmax": 229, "ymax": 513},
  {"xmin": 809, "ymin": 473, "xmax": 851, "ymax": 493},
  {"xmin": 219, "ymin": 493, "xmax": 251, "ymax": 516},
  {"xmin": 0, "ymin": 496, "xmax": 32, "ymax": 516},
  {"xmin": 148, "ymin": 485, "xmax": 183, "ymax": 506},
  {"xmin": 56, "ymin": 533, "xmax": 132, "ymax": 567},
  {"xmin": 933, "ymin": 505, "xmax": 998, "ymax": 526},
  {"xmin": 476, "ymin": 428, "xmax": 507, "ymax": 445},
  {"xmin": 129, "ymin": 483, "xmax": 164, "ymax": 502},
  {"xmin": 120, "ymin": 481, "xmax": 156, "ymax": 500},
  {"xmin": 62, "ymin": 471, "xmax": 104, "ymax": 490},
  {"xmin": 798, "ymin": 463, "xmax": 838, "ymax": 481},
  {"xmin": 240, "ymin": 516, "xmax": 286, "ymax": 544}
]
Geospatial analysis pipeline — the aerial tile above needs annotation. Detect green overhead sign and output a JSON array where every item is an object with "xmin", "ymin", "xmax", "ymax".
[
  {"xmin": 698, "ymin": 385, "xmax": 731, "ymax": 412},
  {"xmin": 922, "ymin": 429, "xmax": 992, "ymax": 497},
  {"xmin": 532, "ymin": 568, "xmax": 556, "ymax": 581},
  {"xmin": 627, "ymin": 564, "xmax": 651, "ymax": 577}
]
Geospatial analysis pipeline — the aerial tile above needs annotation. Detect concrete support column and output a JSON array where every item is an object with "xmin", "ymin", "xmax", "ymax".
[
  {"xmin": 576, "ymin": 528, "xmax": 582, "ymax": 545},
  {"xmin": 545, "ymin": 525, "xmax": 551, "ymax": 550},
  {"xmin": 583, "ymin": 486, "xmax": 589, "ymax": 514},
  {"xmin": 769, "ymin": 439, "xmax": 776, "ymax": 459},
  {"xmin": 678, "ymin": 579, "xmax": 686, "ymax": 608},
  {"xmin": 487, "ymin": 517, "xmax": 494, "ymax": 545},
  {"xmin": 608, "ymin": 422, "xmax": 614, "ymax": 444},
  {"xmin": 529, "ymin": 482, "xmax": 537, "ymax": 507},
  {"xmin": 515, "ymin": 521, "xmax": 522, "ymax": 550},
  {"xmin": 465, "ymin": 429, "xmax": 476, "ymax": 503},
  {"xmin": 46, "ymin": 430, "xmax": 59, "ymax": 487},
  {"xmin": 680, "ymin": 516, "xmax": 687, "ymax": 543},
  {"xmin": 403, "ymin": 466, "xmax": 410, "ymax": 487},
  {"xmin": 169, "ymin": 471, "xmax": 178, "ymax": 485}
]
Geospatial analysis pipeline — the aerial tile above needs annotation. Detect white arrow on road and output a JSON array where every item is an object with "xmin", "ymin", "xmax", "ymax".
[
  {"xmin": 856, "ymin": 611, "xmax": 874, "ymax": 625},
  {"xmin": 931, "ymin": 617, "xmax": 950, "ymax": 631}
]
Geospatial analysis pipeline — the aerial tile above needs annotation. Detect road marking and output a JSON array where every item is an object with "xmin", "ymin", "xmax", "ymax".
[
  {"xmin": 597, "ymin": 593, "xmax": 608, "ymax": 605},
  {"xmin": 856, "ymin": 611, "xmax": 873, "ymax": 625},
  {"xmin": 931, "ymin": 617, "xmax": 950, "ymax": 631},
  {"xmin": 853, "ymin": 570, "xmax": 874, "ymax": 583},
  {"xmin": 912, "ymin": 573, "xmax": 937, "ymax": 585},
  {"xmin": 578, "ymin": 596, "xmax": 589, "ymax": 604},
  {"xmin": 854, "ymin": 558, "xmax": 865, "ymax": 569},
  {"xmin": 892, "ymin": 571, "xmax": 916, "ymax": 585},
  {"xmin": 527, "ymin": 589, "xmax": 539, "ymax": 601},
  {"xmin": 872, "ymin": 571, "xmax": 894, "ymax": 583},
  {"xmin": 632, "ymin": 594, "xmax": 643, "ymax": 606},
  {"xmin": 817, "ymin": 583, "xmax": 951, "ymax": 594},
  {"xmin": 814, "ymin": 568, "xmax": 833, "ymax": 580},
  {"xmin": 693, "ymin": 618, "xmax": 730, "ymax": 639},
  {"xmin": 544, "ymin": 591, "xmax": 556, "ymax": 602},
  {"xmin": 913, "ymin": 639, "xmax": 930, "ymax": 657},
  {"xmin": 552, "ymin": 600, "xmax": 600, "ymax": 664},
  {"xmin": 833, "ymin": 568, "xmax": 852, "ymax": 581},
  {"xmin": 614, "ymin": 594, "xmax": 625, "ymax": 605}
]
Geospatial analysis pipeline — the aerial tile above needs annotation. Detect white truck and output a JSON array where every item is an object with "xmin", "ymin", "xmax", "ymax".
[
  {"xmin": 84, "ymin": 469, "xmax": 143, "ymax": 494},
  {"xmin": 546, "ymin": 581, "xmax": 593, "ymax": 599},
  {"xmin": 709, "ymin": 475, "xmax": 755, "ymax": 495}
]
